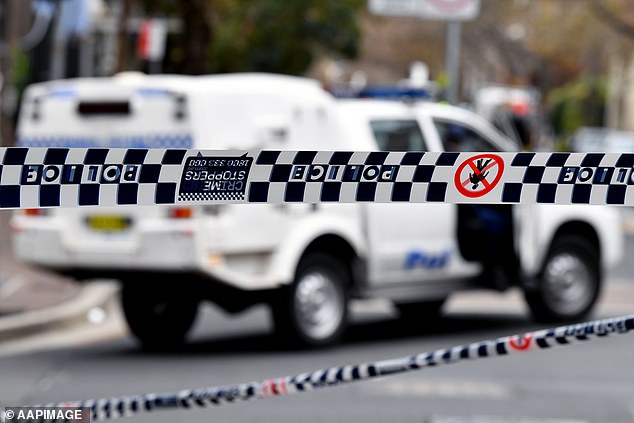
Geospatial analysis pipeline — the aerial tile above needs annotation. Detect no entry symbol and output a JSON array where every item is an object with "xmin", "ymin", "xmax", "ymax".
[{"xmin": 454, "ymin": 153, "xmax": 504, "ymax": 198}]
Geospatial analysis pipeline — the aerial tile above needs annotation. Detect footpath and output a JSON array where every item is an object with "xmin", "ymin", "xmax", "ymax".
[{"xmin": 0, "ymin": 212, "xmax": 117, "ymax": 342}]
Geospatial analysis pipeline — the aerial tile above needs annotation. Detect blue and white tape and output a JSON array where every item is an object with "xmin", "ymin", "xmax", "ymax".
[
  {"xmin": 21, "ymin": 314, "xmax": 634, "ymax": 421},
  {"xmin": 2, "ymin": 148, "xmax": 634, "ymax": 208}
]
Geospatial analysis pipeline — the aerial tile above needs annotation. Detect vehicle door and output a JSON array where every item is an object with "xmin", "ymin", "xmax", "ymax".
[
  {"xmin": 365, "ymin": 118, "xmax": 467, "ymax": 287},
  {"xmin": 426, "ymin": 113, "xmax": 520, "ymax": 280}
]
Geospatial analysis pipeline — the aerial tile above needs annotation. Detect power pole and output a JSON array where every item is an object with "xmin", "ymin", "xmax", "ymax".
[
  {"xmin": 1, "ymin": 0, "xmax": 22, "ymax": 147},
  {"xmin": 445, "ymin": 21, "xmax": 462, "ymax": 105},
  {"xmin": 116, "ymin": 0, "xmax": 132, "ymax": 73}
]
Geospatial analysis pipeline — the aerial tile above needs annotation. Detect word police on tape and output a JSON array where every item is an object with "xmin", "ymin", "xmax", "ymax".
[{"xmin": 4, "ymin": 148, "xmax": 634, "ymax": 208}]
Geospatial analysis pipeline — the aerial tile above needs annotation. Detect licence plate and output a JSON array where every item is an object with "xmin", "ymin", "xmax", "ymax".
[{"xmin": 85, "ymin": 215, "xmax": 132, "ymax": 233}]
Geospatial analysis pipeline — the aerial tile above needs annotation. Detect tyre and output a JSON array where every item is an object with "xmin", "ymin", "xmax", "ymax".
[
  {"xmin": 396, "ymin": 298, "xmax": 446, "ymax": 322},
  {"xmin": 121, "ymin": 282, "xmax": 199, "ymax": 351},
  {"xmin": 525, "ymin": 235, "xmax": 600, "ymax": 323},
  {"xmin": 272, "ymin": 253, "xmax": 349, "ymax": 347}
]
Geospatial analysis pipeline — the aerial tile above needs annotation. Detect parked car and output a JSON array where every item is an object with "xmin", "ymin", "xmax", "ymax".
[
  {"xmin": 571, "ymin": 126, "xmax": 634, "ymax": 153},
  {"xmin": 11, "ymin": 73, "xmax": 623, "ymax": 349}
]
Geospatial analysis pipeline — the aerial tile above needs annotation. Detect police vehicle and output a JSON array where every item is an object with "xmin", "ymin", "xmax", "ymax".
[{"xmin": 11, "ymin": 73, "xmax": 623, "ymax": 348}]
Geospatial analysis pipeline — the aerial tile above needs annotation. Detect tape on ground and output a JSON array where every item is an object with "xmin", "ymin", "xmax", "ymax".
[{"xmin": 1, "ymin": 148, "xmax": 634, "ymax": 208}]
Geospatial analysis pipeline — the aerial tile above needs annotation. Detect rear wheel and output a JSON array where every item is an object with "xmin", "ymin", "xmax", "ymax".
[
  {"xmin": 121, "ymin": 282, "xmax": 199, "ymax": 351},
  {"xmin": 272, "ymin": 253, "xmax": 348, "ymax": 347},
  {"xmin": 525, "ymin": 235, "xmax": 600, "ymax": 323}
]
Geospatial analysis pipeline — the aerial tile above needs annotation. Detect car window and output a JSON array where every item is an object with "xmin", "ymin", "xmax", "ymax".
[
  {"xmin": 433, "ymin": 119, "xmax": 499, "ymax": 152},
  {"xmin": 370, "ymin": 120, "xmax": 427, "ymax": 152}
]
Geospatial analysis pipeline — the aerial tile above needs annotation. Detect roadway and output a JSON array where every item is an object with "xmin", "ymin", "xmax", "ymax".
[
  {"xmin": 1, "ymin": 219, "xmax": 634, "ymax": 422},
  {"xmin": 1, "ymin": 284, "xmax": 634, "ymax": 421}
]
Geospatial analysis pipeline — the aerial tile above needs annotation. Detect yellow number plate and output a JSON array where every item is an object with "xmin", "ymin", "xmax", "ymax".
[{"xmin": 85, "ymin": 215, "xmax": 132, "ymax": 232}]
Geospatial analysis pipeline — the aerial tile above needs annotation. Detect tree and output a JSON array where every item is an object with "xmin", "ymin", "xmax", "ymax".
[
  {"xmin": 209, "ymin": 0, "xmax": 363, "ymax": 75},
  {"xmin": 140, "ymin": 0, "xmax": 213, "ymax": 75},
  {"xmin": 140, "ymin": 0, "xmax": 363, "ymax": 75},
  {"xmin": 592, "ymin": 0, "xmax": 634, "ymax": 41},
  {"xmin": 588, "ymin": 0, "xmax": 634, "ymax": 130}
]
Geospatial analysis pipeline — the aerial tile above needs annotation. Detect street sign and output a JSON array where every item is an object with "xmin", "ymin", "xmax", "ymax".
[
  {"xmin": 137, "ymin": 19, "xmax": 166, "ymax": 62},
  {"xmin": 368, "ymin": 0, "xmax": 480, "ymax": 21}
]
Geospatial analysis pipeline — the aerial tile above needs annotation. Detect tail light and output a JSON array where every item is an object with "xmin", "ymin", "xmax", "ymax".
[
  {"xmin": 168, "ymin": 207, "xmax": 193, "ymax": 219},
  {"xmin": 23, "ymin": 208, "xmax": 48, "ymax": 216}
]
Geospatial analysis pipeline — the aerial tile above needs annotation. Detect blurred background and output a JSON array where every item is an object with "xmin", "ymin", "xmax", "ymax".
[
  {"xmin": 1, "ymin": 0, "xmax": 634, "ymax": 149},
  {"xmin": 3, "ymin": 2, "xmax": 634, "ymax": 423}
]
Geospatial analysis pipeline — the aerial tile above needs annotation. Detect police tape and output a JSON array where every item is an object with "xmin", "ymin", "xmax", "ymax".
[
  {"xmin": 3, "ymin": 148, "xmax": 634, "ymax": 208},
  {"xmin": 24, "ymin": 314, "xmax": 634, "ymax": 421}
]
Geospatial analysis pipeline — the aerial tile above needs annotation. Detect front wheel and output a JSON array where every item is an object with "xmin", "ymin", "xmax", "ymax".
[
  {"xmin": 272, "ymin": 253, "xmax": 349, "ymax": 347},
  {"xmin": 525, "ymin": 235, "xmax": 600, "ymax": 323},
  {"xmin": 121, "ymin": 282, "xmax": 199, "ymax": 351}
]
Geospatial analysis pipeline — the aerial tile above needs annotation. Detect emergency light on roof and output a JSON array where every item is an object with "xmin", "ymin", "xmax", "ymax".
[
  {"xmin": 329, "ymin": 85, "xmax": 431, "ymax": 100},
  {"xmin": 48, "ymin": 88, "xmax": 77, "ymax": 98},
  {"xmin": 358, "ymin": 86, "xmax": 431, "ymax": 100}
]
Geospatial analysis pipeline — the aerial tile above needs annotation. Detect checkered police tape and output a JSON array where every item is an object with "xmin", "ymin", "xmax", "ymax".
[
  {"xmin": 3, "ymin": 148, "xmax": 634, "ymax": 208},
  {"xmin": 19, "ymin": 314, "xmax": 634, "ymax": 421}
]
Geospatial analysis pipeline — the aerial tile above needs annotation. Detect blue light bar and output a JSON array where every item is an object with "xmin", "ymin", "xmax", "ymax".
[
  {"xmin": 358, "ymin": 86, "xmax": 430, "ymax": 100},
  {"xmin": 47, "ymin": 88, "xmax": 77, "ymax": 98},
  {"xmin": 136, "ymin": 88, "xmax": 171, "ymax": 97}
]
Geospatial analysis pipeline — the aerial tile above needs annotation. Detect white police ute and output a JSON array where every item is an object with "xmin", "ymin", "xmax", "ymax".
[{"xmin": 11, "ymin": 74, "xmax": 623, "ymax": 349}]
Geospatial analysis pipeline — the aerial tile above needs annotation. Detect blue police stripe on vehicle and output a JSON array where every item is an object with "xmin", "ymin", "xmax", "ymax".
[
  {"xmin": 48, "ymin": 88, "xmax": 77, "ymax": 98},
  {"xmin": 18, "ymin": 134, "xmax": 193, "ymax": 149},
  {"xmin": 136, "ymin": 88, "xmax": 171, "ymax": 97}
]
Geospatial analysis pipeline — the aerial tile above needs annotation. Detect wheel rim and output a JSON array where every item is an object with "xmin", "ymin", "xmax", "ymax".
[
  {"xmin": 542, "ymin": 252, "xmax": 593, "ymax": 316},
  {"xmin": 294, "ymin": 270, "xmax": 344, "ymax": 341}
]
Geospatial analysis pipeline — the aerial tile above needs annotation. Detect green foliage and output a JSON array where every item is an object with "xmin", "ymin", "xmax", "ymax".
[
  {"xmin": 140, "ymin": 0, "xmax": 363, "ymax": 75},
  {"xmin": 546, "ymin": 75, "xmax": 606, "ymax": 137},
  {"xmin": 12, "ymin": 47, "xmax": 30, "ymax": 93},
  {"xmin": 139, "ymin": 0, "xmax": 180, "ymax": 16},
  {"xmin": 210, "ymin": 0, "xmax": 363, "ymax": 74}
]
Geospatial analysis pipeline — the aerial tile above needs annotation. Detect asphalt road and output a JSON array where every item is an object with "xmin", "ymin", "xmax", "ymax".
[
  {"xmin": 1, "ymin": 286, "xmax": 634, "ymax": 423},
  {"xmin": 1, "ymin": 214, "xmax": 634, "ymax": 422}
]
